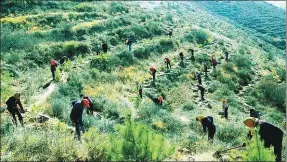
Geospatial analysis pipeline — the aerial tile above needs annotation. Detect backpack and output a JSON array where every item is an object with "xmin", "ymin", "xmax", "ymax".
[
  {"xmin": 207, "ymin": 116, "xmax": 213, "ymax": 124},
  {"xmin": 71, "ymin": 100, "xmax": 77, "ymax": 107}
]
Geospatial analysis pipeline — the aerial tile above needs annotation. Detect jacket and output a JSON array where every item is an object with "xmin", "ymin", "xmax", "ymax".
[
  {"xmin": 201, "ymin": 116, "xmax": 215, "ymax": 133},
  {"xmin": 6, "ymin": 96, "xmax": 24, "ymax": 110},
  {"xmin": 70, "ymin": 101, "xmax": 85, "ymax": 121}
]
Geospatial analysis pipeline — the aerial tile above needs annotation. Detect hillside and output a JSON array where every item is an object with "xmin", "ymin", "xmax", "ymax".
[
  {"xmin": 0, "ymin": 1, "xmax": 286, "ymax": 161},
  {"xmin": 196, "ymin": 1, "xmax": 286, "ymax": 50}
]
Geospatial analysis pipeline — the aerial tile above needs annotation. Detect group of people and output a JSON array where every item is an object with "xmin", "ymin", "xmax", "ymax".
[{"xmin": 5, "ymin": 34, "xmax": 285, "ymax": 162}]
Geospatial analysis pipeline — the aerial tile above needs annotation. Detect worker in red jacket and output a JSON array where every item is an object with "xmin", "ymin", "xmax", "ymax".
[
  {"xmin": 164, "ymin": 58, "xmax": 171, "ymax": 70},
  {"xmin": 150, "ymin": 66, "xmax": 157, "ymax": 81},
  {"xmin": 50, "ymin": 59, "xmax": 57, "ymax": 80}
]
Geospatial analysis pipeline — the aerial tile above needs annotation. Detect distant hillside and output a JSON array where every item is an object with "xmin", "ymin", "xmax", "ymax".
[{"xmin": 196, "ymin": 1, "xmax": 286, "ymax": 50}]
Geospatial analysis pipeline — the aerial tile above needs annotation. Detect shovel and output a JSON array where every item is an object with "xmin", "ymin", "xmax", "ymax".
[{"xmin": 213, "ymin": 143, "xmax": 246, "ymax": 158}]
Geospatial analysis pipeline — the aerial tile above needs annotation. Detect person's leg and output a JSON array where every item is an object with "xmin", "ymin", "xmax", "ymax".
[
  {"xmin": 79, "ymin": 118, "xmax": 85, "ymax": 133},
  {"xmin": 153, "ymin": 73, "xmax": 155, "ymax": 80},
  {"xmin": 52, "ymin": 70, "xmax": 55, "ymax": 80},
  {"xmin": 166, "ymin": 63, "xmax": 168, "ymax": 69},
  {"xmin": 274, "ymin": 136, "xmax": 282, "ymax": 162},
  {"xmin": 15, "ymin": 109, "xmax": 23, "ymax": 126},
  {"xmin": 8, "ymin": 109, "xmax": 17, "ymax": 125},
  {"xmin": 74, "ymin": 121, "xmax": 81, "ymax": 140}
]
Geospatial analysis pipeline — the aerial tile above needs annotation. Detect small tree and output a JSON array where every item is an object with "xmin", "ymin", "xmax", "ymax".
[
  {"xmin": 242, "ymin": 129, "xmax": 276, "ymax": 161},
  {"xmin": 107, "ymin": 117, "xmax": 174, "ymax": 161}
]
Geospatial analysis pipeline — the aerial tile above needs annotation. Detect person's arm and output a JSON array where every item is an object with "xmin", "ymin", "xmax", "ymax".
[
  {"xmin": 202, "ymin": 121, "xmax": 207, "ymax": 133},
  {"xmin": 17, "ymin": 99, "xmax": 25, "ymax": 111}
]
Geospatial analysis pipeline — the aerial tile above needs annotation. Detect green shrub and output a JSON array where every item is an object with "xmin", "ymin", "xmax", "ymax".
[
  {"xmin": 217, "ymin": 123, "xmax": 245, "ymax": 145},
  {"xmin": 237, "ymin": 69, "xmax": 252, "ymax": 86},
  {"xmin": 195, "ymin": 53, "xmax": 210, "ymax": 64},
  {"xmin": 58, "ymin": 75, "xmax": 83, "ymax": 98},
  {"xmin": 82, "ymin": 128, "xmax": 108, "ymax": 161},
  {"xmin": 242, "ymin": 129, "xmax": 276, "ymax": 161},
  {"xmin": 257, "ymin": 76, "xmax": 286, "ymax": 111},
  {"xmin": 232, "ymin": 54, "xmax": 252, "ymax": 70},
  {"xmin": 134, "ymin": 46, "xmax": 151, "ymax": 59},
  {"xmin": 75, "ymin": 2, "xmax": 95, "ymax": 12},
  {"xmin": 190, "ymin": 29, "xmax": 212, "ymax": 45},
  {"xmin": 115, "ymin": 49, "xmax": 134, "ymax": 67},
  {"xmin": 182, "ymin": 102, "xmax": 195, "ymax": 111},
  {"xmin": 90, "ymin": 54, "xmax": 111, "ymax": 72},
  {"xmin": 55, "ymin": 68, "xmax": 61, "ymax": 82},
  {"xmin": 184, "ymin": 32, "xmax": 196, "ymax": 43},
  {"xmin": 107, "ymin": 117, "xmax": 174, "ymax": 161},
  {"xmin": 109, "ymin": 2, "xmax": 128, "ymax": 14}
]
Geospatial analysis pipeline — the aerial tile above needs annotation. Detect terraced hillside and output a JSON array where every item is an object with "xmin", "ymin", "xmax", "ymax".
[{"xmin": 1, "ymin": 1, "xmax": 286, "ymax": 161}]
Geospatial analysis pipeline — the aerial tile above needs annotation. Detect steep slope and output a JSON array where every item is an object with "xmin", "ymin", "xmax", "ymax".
[{"xmin": 0, "ymin": 1, "xmax": 285, "ymax": 161}]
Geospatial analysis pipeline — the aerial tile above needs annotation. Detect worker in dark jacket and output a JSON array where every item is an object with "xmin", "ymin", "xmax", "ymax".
[
  {"xmin": 196, "ymin": 115, "xmax": 216, "ymax": 141},
  {"xmin": 139, "ymin": 85, "xmax": 143, "ymax": 98},
  {"xmin": 179, "ymin": 52, "xmax": 184, "ymax": 63},
  {"xmin": 244, "ymin": 117, "xmax": 283, "ymax": 162},
  {"xmin": 6, "ymin": 93, "xmax": 26, "ymax": 126},
  {"xmin": 204, "ymin": 62, "xmax": 208, "ymax": 76},
  {"xmin": 164, "ymin": 58, "xmax": 171, "ymax": 70},
  {"xmin": 150, "ymin": 66, "xmax": 157, "ymax": 81},
  {"xmin": 102, "ymin": 42, "xmax": 108, "ymax": 53},
  {"xmin": 224, "ymin": 50, "xmax": 229, "ymax": 61},
  {"xmin": 196, "ymin": 84, "xmax": 205, "ymax": 101},
  {"xmin": 126, "ymin": 39, "xmax": 133, "ymax": 51},
  {"xmin": 221, "ymin": 99, "xmax": 228, "ymax": 119},
  {"xmin": 250, "ymin": 108, "xmax": 261, "ymax": 119},
  {"xmin": 189, "ymin": 49, "xmax": 195, "ymax": 62},
  {"xmin": 196, "ymin": 72, "xmax": 202, "ymax": 85},
  {"xmin": 168, "ymin": 31, "xmax": 173, "ymax": 37},
  {"xmin": 50, "ymin": 59, "xmax": 57, "ymax": 80},
  {"xmin": 60, "ymin": 56, "xmax": 67, "ymax": 65},
  {"xmin": 70, "ymin": 99, "xmax": 90, "ymax": 140}
]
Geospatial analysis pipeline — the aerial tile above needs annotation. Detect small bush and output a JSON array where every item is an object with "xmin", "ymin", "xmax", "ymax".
[
  {"xmin": 190, "ymin": 29, "xmax": 212, "ymax": 45},
  {"xmin": 107, "ymin": 117, "xmax": 174, "ymax": 161},
  {"xmin": 134, "ymin": 46, "xmax": 150, "ymax": 59},
  {"xmin": 257, "ymin": 76, "xmax": 286, "ymax": 111},
  {"xmin": 90, "ymin": 54, "xmax": 111, "ymax": 72},
  {"xmin": 115, "ymin": 50, "xmax": 134, "ymax": 67},
  {"xmin": 217, "ymin": 123, "xmax": 245, "ymax": 145},
  {"xmin": 182, "ymin": 102, "xmax": 195, "ymax": 111},
  {"xmin": 195, "ymin": 53, "xmax": 210, "ymax": 64},
  {"xmin": 82, "ymin": 128, "xmax": 108, "ymax": 161},
  {"xmin": 109, "ymin": 2, "xmax": 128, "ymax": 14}
]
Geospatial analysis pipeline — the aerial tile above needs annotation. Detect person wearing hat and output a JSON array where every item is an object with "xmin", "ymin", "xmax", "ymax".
[
  {"xmin": 150, "ymin": 66, "xmax": 157, "ymax": 81},
  {"xmin": 243, "ymin": 117, "xmax": 283, "ymax": 162},
  {"xmin": 196, "ymin": 72, "xmax": 202, "ymax": 85},
  {"xmin": 70, "ymin": 99, "xmax": 90, "ymax": 140},
  {"xmin": 80, "ymin": 94, "xmax": 94, "ymax": 115},
  {"xmin": 221, "ymin": 99, "xmax": 229, "ymax": 119},
  {"xmin": 5, "ymin": 92, "xmax": 26, "ymax": 126},
  {"xmin": 164, "ymin": 58, "xmax": 171, "ymax": 70},
  {"xmin": 196, "ymin": 115, "xmax": 216, "ymax": 141}
]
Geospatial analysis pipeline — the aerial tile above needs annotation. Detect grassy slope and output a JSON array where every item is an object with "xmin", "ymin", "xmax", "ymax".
[{"xmin": 0, "ymin": 1, "xmax": 286, "ymax": 161}]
